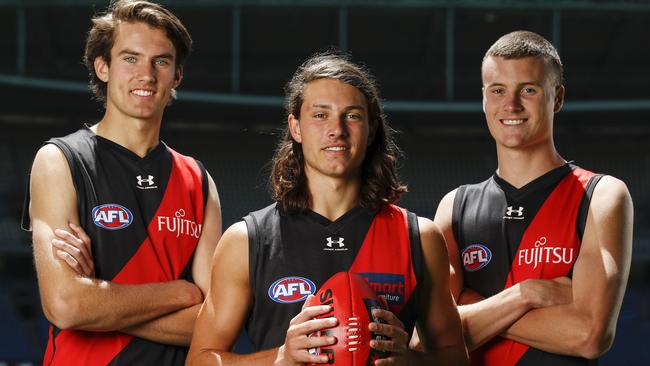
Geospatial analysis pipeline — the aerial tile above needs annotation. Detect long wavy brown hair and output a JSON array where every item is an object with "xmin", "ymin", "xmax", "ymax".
[{"xmin": 270, "ymin": 52, "xmax": 407, "ymax": 214}]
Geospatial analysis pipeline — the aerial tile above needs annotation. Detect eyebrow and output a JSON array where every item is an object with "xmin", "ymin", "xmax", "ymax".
[
  {"xmin": 310, "ymin": 104, "xmax": 367, "ymax": 110},
  {"xmin": 485, "ymin": 82, "xmax": 542, "ymax": 88},
  {"xmin": 118, "ymin": 49, "xmax": 174, "ymax": 60}
]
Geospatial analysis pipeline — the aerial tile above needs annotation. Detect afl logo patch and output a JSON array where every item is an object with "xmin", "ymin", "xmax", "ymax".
[
  {"xmin": 92, "ymin": 204, "xmax": 133, "ymax": 230},
  {"xmin": 462, "ymin": 244, "xmax": 492, "ymax": 272},
  {"xmin": 268, "ymin": 276, "xmax": 316, "ymax": 304}
]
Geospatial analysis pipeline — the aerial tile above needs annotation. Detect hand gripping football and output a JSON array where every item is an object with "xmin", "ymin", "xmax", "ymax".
[{"xmin": 306, "ymin": 272, "xmax": 388, "ymax": 365}]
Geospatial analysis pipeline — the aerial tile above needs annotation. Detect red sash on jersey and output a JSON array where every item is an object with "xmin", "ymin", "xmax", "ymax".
[
  {"xmin": 44, "ymin": 149, "xmax": 204, "ymax": 366},
  {"xmin": 349, "ymin": 204, "xmax": 417, "ymax": 317},
  {"xmin": 471, "ymin": 168, "xmax": 595, "ymax": 366}
]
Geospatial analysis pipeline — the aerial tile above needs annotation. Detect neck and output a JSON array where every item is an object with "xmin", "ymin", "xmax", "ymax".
[
  {"xmin": 495, "ymin": 142, "xmax": 565, "ymax": 188},
  {"xmin": 93, "ymin": 110, "xmax": 162, "ymax": 158},
  {"xmin": 307, "ymin": 172, "xmax": 361, "ymax": 221}
]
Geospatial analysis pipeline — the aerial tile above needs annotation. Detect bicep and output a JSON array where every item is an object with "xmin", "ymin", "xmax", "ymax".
[
  {"xmin": 30, "ymin": 145, "xmax": 81, "ymax": 314},
  {"xmin": 190, "ymin": 222, "xmax": 252, "ymax": 353},
  {"xmin": 192, "ymin": 172, "xmax": 222, "ymax": 295},
  {"xmin": 433, "ymin": 189, "xmax": 463, "ymax": 300},
  {"xmin": 572, "ymin": 176, "xmax": 632, "ymax": 329},
  {"xmin": 418, "ymin": 217, "xmax": 464, "ymax": 350}
]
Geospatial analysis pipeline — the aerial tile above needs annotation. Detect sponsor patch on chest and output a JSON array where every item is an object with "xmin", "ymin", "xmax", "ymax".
[
  {"xmin": 268, "ymin": 276, "xmax": 316, "ymax": 304},
  {"xmin": 462, "ymin": 244, "xmax": 492, "ymax": 272},
  {"xmin": 92, "ymin": 204, "xmax": 133, "ymax": 230},
  {"xmin": 358, "ymin": 273, "xmax": 406, "ymax": 306}
]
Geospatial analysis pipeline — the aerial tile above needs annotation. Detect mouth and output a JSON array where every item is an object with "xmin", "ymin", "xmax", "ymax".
[
  {"xmin": 500, "ymin": 118, "xmax": 526, "ymax": 126},
  {"xmin": 323, "ymin": 145, "xmax": 349, "ymax": 152},
  {"xmin": 131, "ymin": 89, "xmax": 155, "ymax": 97}
]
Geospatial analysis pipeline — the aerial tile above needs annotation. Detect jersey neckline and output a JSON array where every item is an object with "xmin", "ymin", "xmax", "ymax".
[{"xmin": 492, "ymin": 162, "xmax": 576, "ymax": 199}]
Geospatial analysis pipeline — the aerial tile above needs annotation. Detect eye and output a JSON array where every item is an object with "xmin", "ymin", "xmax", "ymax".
[
  {"xmin": 124, "ymin": 56, "xmax": 137, "ymax": 64},
  {"xmin": 155, "ymin": 58, "xmax": 170, "ymax": 67},
  {"xmin": 346, "ymin": 113, "xmax": 361, "ymax": 121},
  {"xmin": 522, "ymin": 87, "xmax": 537, "ymax": 95},
  {"xmin": 490, "ymin": 87, "xmax": 505, "ymax": 95},
  {"xmin": 313, "ymin": 112, "xmax": 327, "ymax": 120}
]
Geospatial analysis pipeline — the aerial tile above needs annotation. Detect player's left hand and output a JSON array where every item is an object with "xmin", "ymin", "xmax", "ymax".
[
  {"xmin": 52, "ymin": 223, "xmax": 95, "ymax": 278},
  {"xmin": 369, "ymin": 307, "xmax": 409, "ymax": 366}
]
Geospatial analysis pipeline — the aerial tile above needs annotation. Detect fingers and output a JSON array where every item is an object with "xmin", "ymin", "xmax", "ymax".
[
  {"xmin": 280, "ymin": 305, "xmax": 338, "ymax": 365},
  {"xmin": 69, "ymin": 223, "xmax": 92, "ymax": 251},
  {"xmin": 369, "ymin": 309, "xmax": 408, "ymax": 354},
  {"xmin": 291, "ymin": 305, "xmax": 333, "ymax": 325},
  {"xmin": 52, "ymin": 225, "xmax": 95, "ymax": 277}
]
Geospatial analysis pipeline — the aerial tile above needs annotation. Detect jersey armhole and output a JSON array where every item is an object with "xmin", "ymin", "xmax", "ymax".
[
  {"xmin": 243, "ymin": 214, "xmax": 259, "ymax": 294},
  {"xmin": 451, "ymin": 185, "xmax": 467, "ymax": 247},
  {"xmin": 407, "ymin": 211, "xmax": 423, "ymax": 286},
  {"xmin": 195, "ymin": 159, "xmax": 209, "ymax": 209},
  {"xmin": 576, "ymin": 174, "xmax": 604, "ymax": 241},
  {"xmin": 21, "ymin": 140, "xmax": 77, "ymax": 233}
]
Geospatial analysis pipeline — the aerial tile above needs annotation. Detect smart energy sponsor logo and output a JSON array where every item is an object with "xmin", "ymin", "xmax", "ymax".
[
  {"xmin": 92, "ymin": 204, "xmax": 133, "ymax": 230},
  {"xmin": 157, "ymin": 208, "xmax": 202, "ymax": 238},
  {"xmin": 517, "ymin": 236, "xmax": 574, "ymax": 269},
  {"xmin": 462, "ymin": 244, "xmax": 492, "ymax": 272},
  {"xmin": 268, "ymin": 276, "xmax": 316, "ymax": 304},
  {"xmin": 358, "ymin": 273, "xmax": 405, "ymax": 305}
]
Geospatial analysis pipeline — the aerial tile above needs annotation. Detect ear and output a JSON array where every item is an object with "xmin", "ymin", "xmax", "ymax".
[
  {"xmin": 288, "ymin": 114, "xmax": 302, "ymax": 143},
  {"xmin": 173, "ymin": 65, "xmax": 184, "ymax": 89},
  {"xmin": 553, "ymin": 85, "xmax": 565, "ymax": 113},
  {"xmin": 94, "ymin": 57, "xmax": 110, "ymax": 83}
]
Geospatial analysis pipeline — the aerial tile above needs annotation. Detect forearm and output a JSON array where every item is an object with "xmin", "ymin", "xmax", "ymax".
[
  {"xmin": 47, "ymin": 278, "xmax": 201, "ymax": 331},
  {"xmin": 189, "ymin": 348, "xmax": 277, "ymax": 366},
  {"xmin": 122, "ymin": 303, "xmax": 201, "ymax": 346},
  {"xmin": 503, "ymin": 302, "xmax": 600, "ymax": 358},
  {"xmin": 458, "ymin": 284, "xmax": 530, "ymax": 351}
]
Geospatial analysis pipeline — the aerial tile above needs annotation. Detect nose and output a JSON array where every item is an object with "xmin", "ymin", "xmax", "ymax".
[
  {"xmin": 328, "ymin": 116, "xmax": 349, "ymax": 139},
  {"xmin": 503, "ymin": 91, "xmax": 523, "ymax": 113},
  {"xmin": 137, "ymin": 61, "xmax": 157, "ymax": 83}
]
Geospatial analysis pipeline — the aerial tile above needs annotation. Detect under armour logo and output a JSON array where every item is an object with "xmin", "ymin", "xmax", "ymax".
[
  {"xmin": 504, "ymin": 206, "xmax": 524, "ymax": 219},
  {"xmin": 137, "ymin": 175, "xmax": 155, "ymax": 186},
  {"xmin": 326, "ymin": 237, "xmax": 345, "ymax": 248},
  {"xmin": 136, "ymin": 175, "xmax": 157, "ymax": 190},
  {"xmin": 323, "ymin": 236, "xmax": 347, "ymax": 251}
]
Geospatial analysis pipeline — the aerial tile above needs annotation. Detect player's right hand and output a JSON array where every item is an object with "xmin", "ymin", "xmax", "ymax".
[
  {"xmin": 52, "ymin": 222, "xmax": 95, "ymax": 278},
  {"xmin": 275, "ymin": 295, "xmax": 338, "ymax": 366}
]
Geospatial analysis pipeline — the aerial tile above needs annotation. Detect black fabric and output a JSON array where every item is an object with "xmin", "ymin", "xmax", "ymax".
[
  {"xmin": 244, "ymin": 203, "xmax": 421, "ymax": 351},
  {"xmin": 452, "ymin": 163, "xmax": 601, "ymax": 365}
]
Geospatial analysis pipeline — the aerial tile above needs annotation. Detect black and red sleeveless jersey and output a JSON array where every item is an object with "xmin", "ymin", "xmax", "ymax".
[
  {"xmin": 452, "ymin": 163, "xmax": 602, "ymax": 366},
  {"xmin": 244, "ymin": 203, "xmax": 423, "ymax": 351},
  {"xmin": 22, "ymin": 127, "xmax": 207, "ymax": 365}
]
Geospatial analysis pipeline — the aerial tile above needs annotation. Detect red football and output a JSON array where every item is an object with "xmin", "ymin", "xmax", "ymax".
[{"xmin": 306, "ymin": 272, "xmax": 388, "ymax": 365}]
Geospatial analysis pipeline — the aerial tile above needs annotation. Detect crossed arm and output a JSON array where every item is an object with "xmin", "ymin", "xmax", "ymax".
[
  {"xmin": 29, "ymin": 144, "xmax": 222, "ymax": 346},
  {"xmin": 435, "ymin": 176, "xmax": 633, "ymax": 358}
]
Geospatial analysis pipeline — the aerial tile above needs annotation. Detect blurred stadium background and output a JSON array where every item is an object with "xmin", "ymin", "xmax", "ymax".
[{"xmin": 1, "ymin": 0, "xmax": 649, "ymax": 364}]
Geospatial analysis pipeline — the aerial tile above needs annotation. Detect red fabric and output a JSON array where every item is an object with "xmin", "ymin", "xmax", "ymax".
[
  {"xmin": 45, "ymin": 149, "xmax": 204, "ymax": 365},
  {"xmin": 349, "ymin": 205, "xmax": 417, "ymax": 317},
  {"xmin": 471, "ymin": 169, "xmax": 595, "ymax": 366}
]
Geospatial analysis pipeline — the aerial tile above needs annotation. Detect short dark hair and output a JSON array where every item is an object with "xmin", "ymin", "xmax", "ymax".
[
  {"xmin": 270, "ymin": 52, "xmax": 407, "ymax": 214},
  {"xmin": 483, "ymin": 30, "xmax": 563, "ymax": 86},
  {"xmin": 83, "ymin": 0, "xmax": 192, "ymax": 102}
]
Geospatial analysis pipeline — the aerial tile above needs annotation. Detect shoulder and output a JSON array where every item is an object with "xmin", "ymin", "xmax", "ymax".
[
  {"xmin": 416, "ymin": 217, "xmax": 446, "ymax": 251},
  {"xmin": 589, "ymin": 175, "xmax": 633, "ymax": 217},
  {"xmin": 32, "ymin": 143, "xmax": 70, "ymax": 180},
  {"xmin": 221, "ymin": 221, "xmax": 249, "ymax": 246}
]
